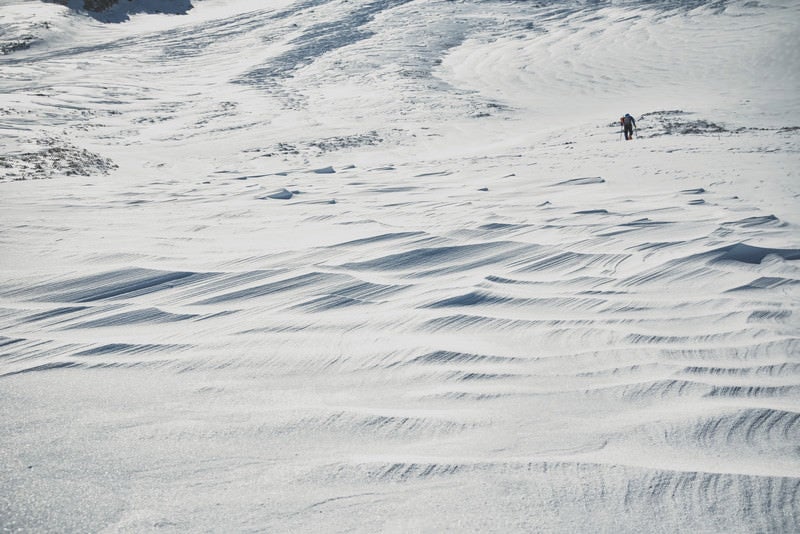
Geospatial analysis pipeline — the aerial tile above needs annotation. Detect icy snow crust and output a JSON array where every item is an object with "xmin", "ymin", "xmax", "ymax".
[{"xmin": 1, "ymin": 0, "xmax": 799, "ymax": 531}]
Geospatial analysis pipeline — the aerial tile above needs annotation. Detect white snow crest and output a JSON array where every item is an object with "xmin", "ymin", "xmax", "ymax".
[{"xmin": 1, "ymin": 0, "xmax": 799, "ymax": 531}]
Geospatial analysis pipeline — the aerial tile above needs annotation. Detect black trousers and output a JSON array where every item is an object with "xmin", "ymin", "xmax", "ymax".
[{"xmin": 624, "ymin": 124, "xmax": 633, "ymax": 139}]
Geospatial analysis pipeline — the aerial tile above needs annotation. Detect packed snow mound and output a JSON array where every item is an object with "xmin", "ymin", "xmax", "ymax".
[{"xmin": 1, "ymin": 0, "xmax": 799, "ymax": 532}]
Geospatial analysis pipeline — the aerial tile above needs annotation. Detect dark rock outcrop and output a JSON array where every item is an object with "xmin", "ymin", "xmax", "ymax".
[{"xmin": 43, "ymin": 0, "xmax": 196, "ymax": 22}]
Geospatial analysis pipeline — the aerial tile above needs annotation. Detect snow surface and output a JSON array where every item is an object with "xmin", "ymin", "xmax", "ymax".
[{"xmin": 1, "ymin": 0, "xmax": 799, "ymax": 531}]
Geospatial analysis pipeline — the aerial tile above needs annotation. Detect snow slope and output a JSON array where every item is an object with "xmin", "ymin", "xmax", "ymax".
[{"xmin": 1, "ymin": 0, "xmax": 799, "ymax": 531}]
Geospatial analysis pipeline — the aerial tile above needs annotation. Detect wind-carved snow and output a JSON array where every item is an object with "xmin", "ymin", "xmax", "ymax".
[{"xmin": 1, "ymin": 0, "xmax": 799, "ymax": 532}]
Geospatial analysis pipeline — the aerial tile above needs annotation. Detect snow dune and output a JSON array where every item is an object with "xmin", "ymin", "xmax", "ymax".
[{"xmin": 1, "ymin": 0, "xmax": 799, "ymax": 531}]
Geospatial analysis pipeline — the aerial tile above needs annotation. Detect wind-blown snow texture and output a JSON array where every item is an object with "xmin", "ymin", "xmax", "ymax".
[{"xmin": 2, "ymin": 0, "xmax": 799, "ymax": 531}]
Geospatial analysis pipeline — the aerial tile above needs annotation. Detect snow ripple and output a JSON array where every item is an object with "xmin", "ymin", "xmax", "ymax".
[{"xmin": 1, "ymin": 0, "xmax": 799, "ymax": 531}]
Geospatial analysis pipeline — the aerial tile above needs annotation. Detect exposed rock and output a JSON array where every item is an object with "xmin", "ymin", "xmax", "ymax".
[
  {"xmin": 0, "ymin": 137, "xmax": 117, "ymax": 181},
  {"xmin": 42, "ymin": 0, "xmax": 197, "ymax": 22}
]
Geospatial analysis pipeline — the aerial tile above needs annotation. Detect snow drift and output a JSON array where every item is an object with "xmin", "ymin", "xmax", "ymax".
[{"xmin": 1, "ymin": 0, "xmax": 799, "ymax": 531}]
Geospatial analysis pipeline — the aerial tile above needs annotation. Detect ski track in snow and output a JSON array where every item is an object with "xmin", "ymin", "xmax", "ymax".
[{"xmin": 1, "ymin": 0, "xmax": 799, "ymax": 531}]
